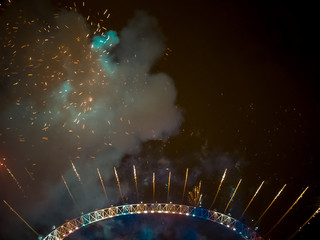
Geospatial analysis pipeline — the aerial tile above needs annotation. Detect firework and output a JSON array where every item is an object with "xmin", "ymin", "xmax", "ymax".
[
  {"xmin": 167, "ymin": 171, "xmax": 171, "ymax": 202},
  {"xmin": 114, "ymin": 167, "xmax": 124, "ymax": 203},
  {"xmin": 182, "ymin": 168, "xmax": 189, "ymax": 202},
  {"xmin": 188, "ymin": 181, "xmax": 203, "ymax": 207},
  {"xmin": 133, "ymin": 165, "xmax": 138, "ymax": 201},
  {"xmin": 61, "ymin": 175, "xmax": 76, "ymax": 205},
  {"xmin": 1, "ymin": 161, "xmax": 24, "ymax": 194},
  {"xmin": 224, "ymin": 178, "xmax": 242, "ymax": 214},
  {"xmin": 210, "ymin": 168, "xmax": 227, "ymax": 209},
  {"xmin": 288, "ymin": 206, "xmax": 320, "ymax": 239},
  {"xmin": 254, "ymin": 184, "xmax": 286, "ymax": 226},
  {"xmin": 0, "ymin": 2, "xmax": 184, "ymax": 239},
  {"xmin": 24, "ymin": 167, "xmax": 35, "ymax": 181},
  {"xmin": 266, "ymin": 186, "xmax": 309, "ymax": 236},
  {"xmin": 240, "ymin": 180, "xmax": 264, "ymax": 219},
  {"xmin": 71, "ymin": 161, "xmax": 82, "ymax": 184},
  {"xmin": 97, "ymin": 168, "xmax": 108, "ymax": 201},
  {"xmin": 3, "ymin": 200, "xmax": 40, "ymax": 237},
  {"xmin": 153, "ymin": 172, "xmax": 155, "ymax": 202}
]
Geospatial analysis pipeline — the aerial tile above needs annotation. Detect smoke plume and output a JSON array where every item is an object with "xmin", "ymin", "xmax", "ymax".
[{"xmin": 0, "ymin": 1, "xmax": 182, "ymax": 239}]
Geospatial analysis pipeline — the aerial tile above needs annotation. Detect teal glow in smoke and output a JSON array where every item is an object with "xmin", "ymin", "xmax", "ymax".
[{"xmin": 92, "ymin": 30, "xmax": 119, "ymax": 75}]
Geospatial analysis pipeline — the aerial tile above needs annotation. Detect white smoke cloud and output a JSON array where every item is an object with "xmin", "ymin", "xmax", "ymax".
[{"xmin": 0, "ymin": 1, "xmax": 182, "ymax": 239}]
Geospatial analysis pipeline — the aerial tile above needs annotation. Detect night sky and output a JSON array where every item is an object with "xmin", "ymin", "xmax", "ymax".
[{"xmin": 0, "ymin": 0, "xmax": 319, "ymax": 240}]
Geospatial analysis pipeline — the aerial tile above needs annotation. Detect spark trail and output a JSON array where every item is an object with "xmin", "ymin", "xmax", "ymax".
[
  {"xmin": 61, "ymin": 175, "xmax": 76, "ymax": 205},
  {"xmin": 167, "ymin": 171, "xmax": 171, "ymax": 202},
  {"xmin": 266, "ymin": 186, "xmax": 309, "ymax": 236},
  {"xmin": 153, "ymin": 172, "xmax": 155, "ymax": 202},
  {"xmin": 133, "ymin": 165, "xmax": 138, "ymax": 201},
  {"xmin": 188, "ymin": 181, "xmax": 203, "ymax": 207},
  {"xmin": 288, "ymin": 206, "xmax": 320, "ymax": 239},
  {"xmin": 240, "ymin": 181, "xmax": 264, "ymax": 219},
  {"xmin": 1, "ymin": 162, "xmax": 24, "ymax": 194},
  {"xmin": 182, "ymin": 168, "xmax": 189, "ymax": 202},
  {"xmin": 254, "ymin": 184, "xmax": 286, "ymax": 226},
  {"xmin": 224, "ymin": 178, "xmax": 242, "ymax": 213},
  {"xmin": 71, "ymin": 161, "xmax": 82, "ymax": 184},
  {"xmin": 0, "ymin": 4, "xmax": 183, "ymax": 239},
  {"xmin": 3, "ymin": 200, "xmax": 40, "ymax": 237},
  {"xmin": 210, "ymin": 168, "xmax": 227, "ymax": 209},
  {"xmin": 24, "ymin": 167, "xmax": 35, "ymax": 181},
  {"xmin": 114, "ymin": 167, "xmax": 124, "ymax": 203},
  {"xmin": 97, "ymin": 168, "xmax": 108, "ymax": 201}
]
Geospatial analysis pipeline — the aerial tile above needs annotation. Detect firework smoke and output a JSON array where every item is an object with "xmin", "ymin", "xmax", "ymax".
[{"xmin": 0, "ymin": 1, "xmax": 182, "ymax": 239}]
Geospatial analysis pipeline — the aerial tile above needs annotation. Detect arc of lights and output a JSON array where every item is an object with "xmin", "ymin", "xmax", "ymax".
[
  {"xmin": 41, "ymin": 203, "xmax": 263, "ymax": 240},
  {"xmin": 266, "ymin": 186, "xmax": 309, "ymax": 236},
  {"xmin": 253, "ymin": 184, "xmax": 286, "ymax": 227},
  {"xmin": 210, "ymin": 168, "xmax": 227, "ymax": 209},
  {"xmin": 6, "ymin": 163, "xmax": 313, "ymax": 240},
  {"xmin": 240, "ymin": 181, "xmax": 264, "ymax": 219}
]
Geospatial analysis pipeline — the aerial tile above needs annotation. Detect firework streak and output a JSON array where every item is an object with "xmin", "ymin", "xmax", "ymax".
[
  {"xmin": 61, "ymin": 175, "xmax": 76, "ymax": 205},
  {"xmin": 266, "ymin": 186, "xmax": 309, "ymax": 235},
  {"xmin": 97, "ymin": 168, "xmax": 108, "ymax": 201},
  {"xmin": 240, "ymin": 181, "xmax": 264, "ymax": 219},
  {"xmin": 114, "ymin": 167, "xmax": 124, "ymax": 203},
  {"xmin": 133, "ymin": 165, "xmax": 138, "ymax": 201},
  {"xmin": 224, "ymin": 179, "xmax": 242, "ymax": 213},
  {"xmin": 188, "ymin": 181, "xmax": 203, "ymax": 207},
  {"xmin": 1, "ymin": 162, "xmax": 24, "ymax": 194},
  {"xmin": 210, "ymin": 168, "xmax": 227, "ymax": 209},
  {"xmin": 3, "ymin": 200, "xmax": 40, "ymax": 237},
  {"xmin": 182, "ymin": 168, "xmax": 189, "ymax": 202},
  {"xmin": 288, "ymin": 206, "xmax": 320, "ymax": 239},
  {"xmin": 153, "ymin": 172, "xmax": 155, "ymax": 202},
  {"xmin": 167, "ymin": 171, "xmax": 171, "ymax": 202},
  {"xmin": 71, "ymin": 161, "xmax": 82, "ymax": 184},
  {"xmin": 254, "ymin": 184, "xmax": 286, "ymax": 226}
]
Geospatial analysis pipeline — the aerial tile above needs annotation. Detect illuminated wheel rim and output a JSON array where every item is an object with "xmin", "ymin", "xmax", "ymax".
[{"xmin": 42, "ymin": 203, "xmax": 263, "ymax": 240}]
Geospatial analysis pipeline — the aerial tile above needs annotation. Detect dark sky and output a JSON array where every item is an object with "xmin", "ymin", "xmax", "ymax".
[
  {"xmin": 0, "ymin": 0, "xmax": 319, "ymax": 239},
  {"xmin": 105, "ymin": 2, "xmax": 320, "ymax": 238},
  {"xmin": 104, "ymin": 0, "xmax": 319, "ymax": 174}
]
